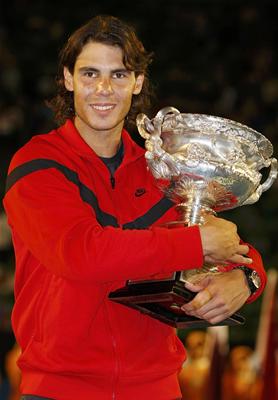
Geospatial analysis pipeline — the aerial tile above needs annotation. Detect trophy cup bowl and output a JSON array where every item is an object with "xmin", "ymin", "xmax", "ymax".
[{"xmin": 109, "ymin": 107, "xmax": 277, "ymax": 328}]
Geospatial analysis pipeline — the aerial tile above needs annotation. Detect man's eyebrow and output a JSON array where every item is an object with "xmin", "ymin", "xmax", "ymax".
[
  {"xmin": 111, "ymin": 68, "xmax": 131, "ymax": 73},
  {"xmin": 78, "ymin": 67, "xmax": 99, "ymax": 72},
  {"xmin": 78, "ymin": 66, "xmax": 131, "ymax": 74}
]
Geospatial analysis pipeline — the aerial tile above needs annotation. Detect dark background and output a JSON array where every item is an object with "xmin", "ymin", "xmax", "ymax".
[{"xmin": 0, "ymin": 0, "xmax": 277, "ymax": 347}]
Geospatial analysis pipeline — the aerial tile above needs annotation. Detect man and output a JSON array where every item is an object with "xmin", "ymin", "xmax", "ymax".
[{"xmin": 3, "ymin": 15, "xmax": 265, "ymax": 400}]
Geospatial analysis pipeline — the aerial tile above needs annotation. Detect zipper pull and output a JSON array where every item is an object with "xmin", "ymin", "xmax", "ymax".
[{"xmin": 110, "ymin": 175, "xmax": 115, "ymax": 189}]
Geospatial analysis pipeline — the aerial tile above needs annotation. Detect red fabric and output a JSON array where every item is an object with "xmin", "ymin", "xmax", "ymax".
[
  {"xmin": 3, "ymin": 120, "xmax": 203, "ymax": 399},
  {"xmin": 3, "ymin": 120, "xmax": 266, "ymax": 399},
  {"xmin": 216, "ymin": 245, "xmax": 266, "ymax": 303}
]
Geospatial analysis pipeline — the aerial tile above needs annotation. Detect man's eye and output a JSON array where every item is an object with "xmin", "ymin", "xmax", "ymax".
[
  {"xmin": 84, "ymin": 71, "xmax": 97, "ymax": 78},
  {"xmin": 113, "ymin": 72, "xmax": 126, "ymax": 79}
]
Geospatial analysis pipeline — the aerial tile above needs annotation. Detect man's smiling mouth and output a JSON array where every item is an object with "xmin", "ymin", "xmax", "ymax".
[{"xmin": 91, "ymin": 104, "xmax": 115, "ymax": 111}]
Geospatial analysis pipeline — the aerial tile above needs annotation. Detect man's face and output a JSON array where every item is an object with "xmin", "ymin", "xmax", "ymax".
[{"xmin": 64, "ymin": 41, "xmax": 144, "ymax": 137}]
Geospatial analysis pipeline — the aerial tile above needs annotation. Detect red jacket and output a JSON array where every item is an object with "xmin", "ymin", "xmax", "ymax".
[{"xmin": 3, "ymin": 120, "xmax": 265, "ymax": 400}]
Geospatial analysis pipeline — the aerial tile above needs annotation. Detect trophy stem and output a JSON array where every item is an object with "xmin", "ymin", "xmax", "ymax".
[
  {"xmin": 176, "ymin": 199, "xmax": 220, "ymax": 283},
  {"xmin": 177, "ymin": 200, "xmax": 216, "ymax": 226}
]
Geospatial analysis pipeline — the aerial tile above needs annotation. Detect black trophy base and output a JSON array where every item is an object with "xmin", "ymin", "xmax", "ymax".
[{"xmin": 109, "ymin": 275, "xmax": 245, "ymax": 329}]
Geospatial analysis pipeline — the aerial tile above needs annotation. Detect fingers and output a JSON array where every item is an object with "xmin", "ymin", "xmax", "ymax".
[
  {"xmin": 226, "ymin": 254, "xmax": 253, "ymax": 264},
  {"xmin": 182, "ymin": 287, "xmax": 213, "ymax": 313},
  {"xmin": 181, "ymin": 270, "xmax": 251, "ymax": 324},
  {"xmin": 192, "ymin": 307, "xmax": 231, "ymax": 325},
  {"xmin": 205, "ymin": 244, "xmax": 253, "ymax": 265},
  {"xmin": 182, "ymin": 299, "xmax": 235, "ymax": 325},
  {"xmin": 220, "ymin": 244, "xmax": 252, "ymax": 264},
  {"xmin": 184, "ymin": 279, "xmax": 206, "ymax": 291},
  {"xmin": 199, "ymin": 216, "xmax": 246, "ymax": 262},
  {"xmin": 205, "ymin": 255, "xmax": 253, "ymax": 265},
  {"xmin": 195, "ymin": 288, "xmax": 213, "ymax": 309},
  {"xmin": 231, "ymin": 244, "xmax": 253, "ymax": 264},
  {"xmin": 181, "ymin": 289, "xmax": 230, "ymax": 325},
  {"xmin": 237, "ymin": 244, "xmax": 250, "ymax": 255}
]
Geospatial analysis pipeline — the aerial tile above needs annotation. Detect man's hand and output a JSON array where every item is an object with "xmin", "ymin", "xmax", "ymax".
[
  {"xmin": 199, "ymin": 215, "xmax": 252, "ymax": 265},
  {"xmin": 181, "ymin": 269, "xmax": 251, "ymax": 324}
]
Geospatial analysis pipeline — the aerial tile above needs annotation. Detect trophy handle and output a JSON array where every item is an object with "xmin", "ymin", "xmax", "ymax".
[
  {"xmin": 153, "ymin": 106, "xmax": 180, "ymax": 135},
  {"xmin": 136, "ymin": 106, "xmax": 180, "ymax": 139},
  {"xmin": 136, "ymin": 113, "xmax": 154, "ymax": 139},
  {"xmin": 137, "ymin": 107, "xmax": 182, "ymax": 179},
  {"xmin": 242, "ymin": 158, "xmax": 278, "ymax": 205}
]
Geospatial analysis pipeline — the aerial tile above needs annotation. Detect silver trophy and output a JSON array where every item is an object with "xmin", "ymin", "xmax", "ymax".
[{"xmin": 109, "ymin": 107, "xmax": 277, "ymax": 328}]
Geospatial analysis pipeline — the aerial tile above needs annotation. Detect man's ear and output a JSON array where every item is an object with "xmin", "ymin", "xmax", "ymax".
[
  {"xmin": 64, "ymin": 67, "xmax": 74, "ymax": 91},
  {"xmin": 133, "ymin": 74, "xmax": 144, "ymax": 95}
]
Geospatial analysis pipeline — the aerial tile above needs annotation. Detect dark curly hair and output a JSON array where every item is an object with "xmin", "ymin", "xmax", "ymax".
[{"xmin": 48, "ymin": 15, "xmax": 154, "ymax": 130}]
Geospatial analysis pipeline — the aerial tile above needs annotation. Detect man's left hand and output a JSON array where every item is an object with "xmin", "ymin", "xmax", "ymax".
[{"xmin": 181, "ymin": 269, "xmax": 250, "ymax": 324}]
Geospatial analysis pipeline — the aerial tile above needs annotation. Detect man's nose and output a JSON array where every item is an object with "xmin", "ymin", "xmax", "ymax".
[{"xmin": 96, "ymin": 77, "xmax": 113, "ymax": 95}]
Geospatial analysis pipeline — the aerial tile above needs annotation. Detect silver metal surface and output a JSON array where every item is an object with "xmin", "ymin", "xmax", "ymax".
[{"xmin": 137, "ymin": 107, "xmax": 277, "ymax": 280}]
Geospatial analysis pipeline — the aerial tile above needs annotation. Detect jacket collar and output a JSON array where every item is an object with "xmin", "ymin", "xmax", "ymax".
[{"xmin": 57, "ymin": 119, "xmax": 145, "ymax": 164}]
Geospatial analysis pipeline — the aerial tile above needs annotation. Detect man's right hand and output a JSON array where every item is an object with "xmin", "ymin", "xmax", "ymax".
[{"xmin": 198, "ymin": 215, "xmax": 252, "ymax": 265}]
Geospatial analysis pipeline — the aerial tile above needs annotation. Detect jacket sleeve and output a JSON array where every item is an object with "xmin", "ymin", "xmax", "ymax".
[
  {"xmin": 220, "ymin": 243, "xmax": 266, "ymax": 303},
  {"xmin": 238, "ymin": 244, "xmax": 266, "ymax": 303},
  {"xmin": 3, "ymin": 165, "xmax": 204, "ymax": 283}
]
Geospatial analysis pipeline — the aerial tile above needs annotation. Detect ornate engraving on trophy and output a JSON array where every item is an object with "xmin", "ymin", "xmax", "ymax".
[
  {"xmin": 109, "ymin": 107, "xmax": 277, "ymax": 329},
  {"xmin": 137, "ymin": 107, "xmax": 278, "ymax": 282}
]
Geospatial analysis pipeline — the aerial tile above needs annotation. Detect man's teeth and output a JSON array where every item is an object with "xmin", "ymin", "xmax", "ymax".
[{"xmin": 92, "ymin": 105, "xmax": 114, "ymax": 111}]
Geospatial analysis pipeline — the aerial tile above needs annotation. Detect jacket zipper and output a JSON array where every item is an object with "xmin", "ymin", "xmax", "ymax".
[
  {"xmin": 110, "ymin": 175, "xmax": 115, "ymax": 189},
  {"xmin": 111, "ymin": 334, "xmax": 118, "ymax": 400},
  {"xmin": 105, "ymin": 302, "xmax": 119, "ymax": 399}
]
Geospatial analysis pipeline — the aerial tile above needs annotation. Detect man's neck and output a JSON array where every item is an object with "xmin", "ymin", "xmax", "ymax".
[
  {"xmin": 74, "ymin": 117, "xmax": 123, "ymax": 157},
  {"xmin": 83, "ymin": 134, "xmax": 122, "ymax": 157}
]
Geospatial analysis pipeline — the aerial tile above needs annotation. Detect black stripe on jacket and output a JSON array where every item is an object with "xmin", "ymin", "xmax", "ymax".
[{"xmin": 5, "ymin": 159, "xmax": 174, "ymax": 229}]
